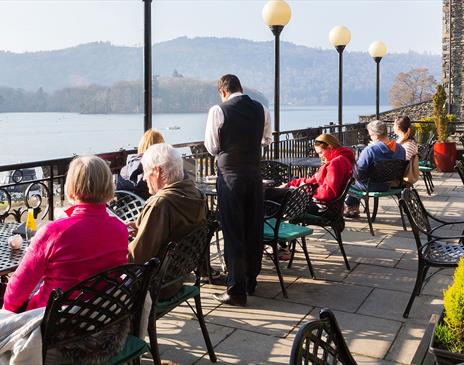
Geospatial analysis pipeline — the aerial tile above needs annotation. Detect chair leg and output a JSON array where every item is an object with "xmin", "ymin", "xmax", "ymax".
[
  {"xmin": 428, "ymin": 172, "xmax": 434, "ymax": 189},
  {"xmin": 147, "ymin": 306, "xmax": 162, "ymax": 365},
  {"xmin": 403, "ymin": 262, "xmax": 428, "ymax": 318},
  {"xmin": 300, "ymin": 236, "xmax": 316, "ymax": 279},
  {"xmin": 287, "ymin": 240, "xmax": 297, "ymax": 269},
  {"xmin": 364, "ymin": 197, "xmax": 375, "ymax": 236},
  {"xmin": 335, "ymin": 228, "xmax": 350, "ymax": 270},
  {"xmin": 271, "ymin": 243, "xmax": 288, "ymax": 298},
  {"xmin": 372, "ymin": 197, "xmax": 379, "ymax": 222},
  {"xmin": 396, "ymin": 194, "xmax": 408, "ymax": 231},
  {"xmin": 215, "ymin": 230, "xmax": 227, "ymax": 274},
  {"xmin": 422, "ymin": 173, "xmax": 431, "ymax": 195},
  {"xmin": 193, "ymin": 294, "xmax": 217, "ymax": 362}
]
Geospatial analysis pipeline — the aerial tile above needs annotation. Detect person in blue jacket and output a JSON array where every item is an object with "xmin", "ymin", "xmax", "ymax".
[{"xmin": 344, "ymin": 120, "xmax": 405, "ymax": 218}]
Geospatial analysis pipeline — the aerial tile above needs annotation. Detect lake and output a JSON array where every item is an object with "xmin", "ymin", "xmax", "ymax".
[{"xmin": 0, "ymin": 105, "xmax": 385, "ymax": 164}]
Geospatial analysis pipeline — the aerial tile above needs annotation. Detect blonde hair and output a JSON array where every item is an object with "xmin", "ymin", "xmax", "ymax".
[
  {"xmin": 137, "ymin": 129, "xmax": 165, "ymax": 154},
  {"xmin": 65, "ymin": 155, "xmax": 114, "ymax": 204},
  {"xmin": 315, "ymin": 134, "xmax": 342, "ymax": 148}
]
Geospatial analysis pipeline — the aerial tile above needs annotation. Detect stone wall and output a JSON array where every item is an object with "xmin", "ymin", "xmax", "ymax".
[
  {"xmin": 443, "ymin": 0, "xmax": 463, "ymax": 119},
  {"xmin": 358, "ymin": 100, "xmax": 433, "ymax": 123}
]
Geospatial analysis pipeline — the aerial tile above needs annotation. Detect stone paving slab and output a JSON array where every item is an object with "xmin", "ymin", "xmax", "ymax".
[
  {"xmin": 279, "ymin": 277, "xmax": 372, "ymax": 313},
  {"xmin": 204, "ymin": 295, "xmax": 311, "ymax": 338},
  {"xmin": 357, "ymin": 288, "xmax": 443, "ymax": 323},
  {"xmin": 319, "ymin": 229, "xmax": 387, "ymax": 247},
  {"xmin": 386, "ymin": 322, "xmax": 435, "ymax": 365},
  {"xmin": 344, "ymin": 264, "xmax": 417, "ymax": 293},
  {"xmin": 154, "ymin": 315, "xmax": 234, "ymax": 364},
  {"xmin": 330, "ymin": 244, "xmax": 405, "ymax": 268},
  {"xmin": 195, "ymin": 329, "xmax": 294, "ymax": 364},
  {"xmin": 377, "ymin": 235, "xmax": 417, "ymax": 252}
]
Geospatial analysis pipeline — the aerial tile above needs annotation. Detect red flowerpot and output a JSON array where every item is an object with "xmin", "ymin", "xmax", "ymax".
[{"xmin": 434, "ymin": 142, "xmax": 457, "ymax": 172}]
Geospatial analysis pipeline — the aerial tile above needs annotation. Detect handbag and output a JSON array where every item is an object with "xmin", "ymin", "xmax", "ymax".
[{"xmin": 403, "ymin": 154, "xmax": 420, "ymax": 187}]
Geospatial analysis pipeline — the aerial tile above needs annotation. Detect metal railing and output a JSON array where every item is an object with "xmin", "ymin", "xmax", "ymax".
[{"xmin": 1, "ymin": 120, "xmax": 462, "ymax": 223}]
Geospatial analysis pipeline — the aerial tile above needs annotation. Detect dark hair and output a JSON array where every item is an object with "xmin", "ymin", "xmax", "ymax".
[
  {"xmin": 217, "ymin": 74, "xmax": 243, "ymax": 94},
  {"xmin": 395, "ymin": 116, "xmax": 411, "ymax": 133}
]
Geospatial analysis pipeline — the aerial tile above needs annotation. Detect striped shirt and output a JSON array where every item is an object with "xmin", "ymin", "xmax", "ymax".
[{"xmin": 398, "ymin": 139, "xmax": 418, "ymax": 160}]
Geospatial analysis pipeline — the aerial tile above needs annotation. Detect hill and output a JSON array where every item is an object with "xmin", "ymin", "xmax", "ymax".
[{"xmin": 0, "ymin": 37, "xmax": 441, "ymax": 107}]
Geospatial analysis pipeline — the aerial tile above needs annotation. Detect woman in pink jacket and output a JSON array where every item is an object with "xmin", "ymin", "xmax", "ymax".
[{"xmin": 3, "ymin": 155, "xmax": 128, "ymax": 313}]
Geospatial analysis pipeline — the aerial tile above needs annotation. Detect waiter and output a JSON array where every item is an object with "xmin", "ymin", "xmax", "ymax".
[{"xmin": 205, "ymin": 74, "xmax": 272, "ymax": 306}]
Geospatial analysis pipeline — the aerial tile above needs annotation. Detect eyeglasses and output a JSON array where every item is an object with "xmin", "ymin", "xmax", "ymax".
[{"xmin": 314, "ymin": 140, "xmax": 328, "ymax": 147}]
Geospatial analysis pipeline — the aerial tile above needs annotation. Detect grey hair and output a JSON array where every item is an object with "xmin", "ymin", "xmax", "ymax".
[
  {"xmin": 367, "ymin": 120, "xmax": 387, "ymax": 137},
  {"xmin": 141, "ymin": 143, "xmax": 184, "ymax": 184}
]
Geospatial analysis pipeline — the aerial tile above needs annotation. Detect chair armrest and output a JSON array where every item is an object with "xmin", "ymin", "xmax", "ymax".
[
  {"xmin": 264, "ymin": 200, "xmax": 282, "ymax": 219},
  {"xmin": 420, "ymin": 235, "xmax": 464, "ymax": 251}
]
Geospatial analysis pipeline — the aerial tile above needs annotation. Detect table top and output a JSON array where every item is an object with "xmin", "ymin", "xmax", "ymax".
[
  {"xmin": 0, "ymin": 222, "xmax": 26, "ymax": 276},
  {"xmin": 274, "ymin": 157, "xmax": 322, "ymax": 168}
]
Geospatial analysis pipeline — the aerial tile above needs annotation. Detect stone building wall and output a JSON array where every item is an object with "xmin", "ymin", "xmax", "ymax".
[
  {"xmin": 359, "ymin": 100, "xmax": 433, "ymax": 123},
  {"xmin": 443, "ymin": 0, "xmax": 463, "ymax": 120}
]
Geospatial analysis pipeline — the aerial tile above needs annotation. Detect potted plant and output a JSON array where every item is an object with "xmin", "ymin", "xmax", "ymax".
[
  {"xmin": 432, "ymin": 84, "xmax": 457, "ymax": 172},
  {"xmin": 429, "ymin": 258, "xmax": 464, "ymax": 365}
]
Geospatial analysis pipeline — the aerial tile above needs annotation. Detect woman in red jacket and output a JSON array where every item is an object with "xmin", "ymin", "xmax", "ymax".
[
  {"xmin": 266, "ymin": 134, "xmax": 354, "ymax": 260},
  {"xmin": 286, "ymin": 133, "xmax": 355, "ymax": 209}
]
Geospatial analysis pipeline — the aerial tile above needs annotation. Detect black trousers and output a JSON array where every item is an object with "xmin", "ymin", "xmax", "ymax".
[{"xmin": 217, "ymin": 170, "xmax": 264, "ymax": 297}]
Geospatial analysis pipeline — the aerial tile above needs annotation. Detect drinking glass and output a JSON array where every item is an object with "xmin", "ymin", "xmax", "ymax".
[{"xmin": 25, "ymin": 208, "xmax": 37, "ymax": 242}]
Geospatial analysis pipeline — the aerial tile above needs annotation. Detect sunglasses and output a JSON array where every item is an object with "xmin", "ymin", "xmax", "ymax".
[{"xmin": 314, "ymin": 140, "xmax": 328, "ymax": 147}]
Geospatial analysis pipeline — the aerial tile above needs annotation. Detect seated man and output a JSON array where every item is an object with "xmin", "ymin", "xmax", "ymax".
[
  {"xmin": 128, "ymin": 143, "xmax": 207, "ymax": 299},
  {"xmin": 344, "ymin": 120, "xmax": 406, "ymax": 218}
]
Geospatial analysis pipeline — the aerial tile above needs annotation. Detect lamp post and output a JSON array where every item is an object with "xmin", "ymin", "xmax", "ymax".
[
  {"xmin": 143, "ymin": 0, "xmax": 152, "ymax": 132},
  {"xmin": 262, "ymin": 0, "xmax": 291, "ymax": 160},
  {"xmin": 368, "ymin": 41, "xmax": 387, "ymax": 120},
  {"xmin": 329, "ymin": 25, "xmax": 351, "ymax": 142}
]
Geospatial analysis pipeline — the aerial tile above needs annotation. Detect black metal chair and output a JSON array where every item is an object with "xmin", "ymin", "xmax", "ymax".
[
  {"xmin": 260, "ymin": 160, "xmax": 291, "ymax": 186},
  {"xmin": 107, "ymin": 190, "xmax": 146, "ymax": 224},
  {"xmin": 418, "ymin": 136, "xmax": 436, "ymax": 195},
  {"xmin": 455, "ymin": 160, "xmax": 464, "ymax": 186},
  {"xmin": 348, "ymin": 159, "xmax": 409, "ymax": 236},
  {"xmin": 263, "ymin": 184, "xmax": 317, "ymax": 298},
  {"xmin": 147, "ymin": 224, "xmax": 217, "ymax": 365},
  {"xmin": 290, "ymin": 308, "xmax": 358, "ymax": 365},
  {"xmin": 399, "ymin": 188, "xmax": 464, "ymax": 318},
  {"xmin": 290, "ymin": 178, "xmax": 354, "ymax": 271},
  {"xmin": 41, "ymin": 259, "xmax": 159, "ymax": 365}
]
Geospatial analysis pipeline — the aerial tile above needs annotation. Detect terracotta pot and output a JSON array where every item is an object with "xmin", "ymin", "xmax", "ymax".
[{"xmin": 434, "ymin": 142, "xmax": 457, "ymax": 172}]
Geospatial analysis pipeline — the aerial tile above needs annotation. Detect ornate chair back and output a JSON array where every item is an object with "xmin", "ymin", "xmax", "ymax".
[
  {"xmin": 399, "ymin": 188, "xmax": 432, "ymax": 250},
  {"xmin": 282, "ymin": 184, "xmax": 317, "ymax": 223},
  {"xmin": 152, "ymin": 224, "xmax": 210, "ymax": 295},
  {"xmin": 367, "ymin": 159, "xmax": 409, "ymax": 186},
  {"xmin": 41, "ymin": 259, "xmax": 158, "ymax": 364},
  {"xmin": 290, "ymin": 308, "xmax": 358, "ymax": 365},
  {"xmin": 107, "ymin": 190, "xmax": 146, "ymax": 223},
  {"xmin": 260, "ymin": 160, "xmax": 291, "ymax": 186}
]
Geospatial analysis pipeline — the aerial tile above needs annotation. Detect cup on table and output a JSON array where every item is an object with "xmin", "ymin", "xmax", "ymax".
[{"xmin": 8, "ymin": 234, "xmax": 23, "ymax": 250}]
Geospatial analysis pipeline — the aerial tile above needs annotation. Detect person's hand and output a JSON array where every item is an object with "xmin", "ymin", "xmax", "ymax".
[
  {"xmin": 126, "ymin": 221, "xmax": 138, "ymax": 238},
  {"xmin": 278, "ymin": 183, "xmax": 287, "ymax": 188}
]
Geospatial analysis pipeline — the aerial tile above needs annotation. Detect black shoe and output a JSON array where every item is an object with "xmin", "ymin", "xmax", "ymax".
[
  {"xmin": 247, "ymin": 283, "xmax": 256, "ymax": 296},
  {"xmin": 212, "ymin": 292, "xmax": 247, "ymax": 307}
]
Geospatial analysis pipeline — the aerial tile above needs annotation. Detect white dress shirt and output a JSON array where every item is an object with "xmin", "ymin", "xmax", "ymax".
[{"xmin": 204, "ymin": 92, "xmax": 272, "ymax": 156}]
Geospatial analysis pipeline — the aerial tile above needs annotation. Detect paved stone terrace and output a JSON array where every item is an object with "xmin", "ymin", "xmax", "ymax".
[{"xmin": 143, "ymin": 172, "xmax": 464, "ymax": 365}]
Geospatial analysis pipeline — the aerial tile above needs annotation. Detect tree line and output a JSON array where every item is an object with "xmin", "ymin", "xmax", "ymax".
[{"xmin": 0, "ymin": 77, "xmax": 268, "ymax": 114}]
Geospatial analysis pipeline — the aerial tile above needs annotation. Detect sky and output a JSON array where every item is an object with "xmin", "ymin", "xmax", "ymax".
[{"xmin": 0, "ymin": 0, "xmax": 443, "ymax": 55}]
